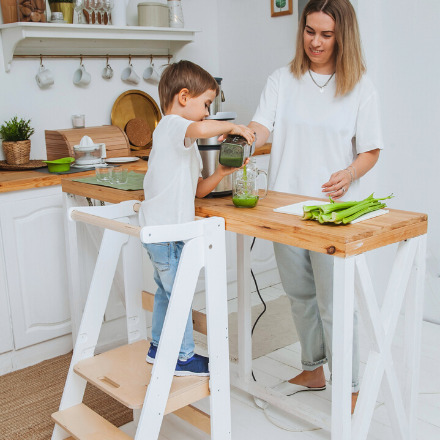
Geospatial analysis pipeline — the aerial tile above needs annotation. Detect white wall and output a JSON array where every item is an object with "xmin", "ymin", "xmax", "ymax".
[
  {"xmin": 216, "ymin": 1, "xmax": 298, "ymax": 126},
  {"xmin": 357, "ymin": 0, "xmax": 440, "ymax": 323}
]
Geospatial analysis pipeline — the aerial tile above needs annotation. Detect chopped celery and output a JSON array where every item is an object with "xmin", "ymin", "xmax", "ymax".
[{"xmin": 301, "ymin": 194, "xmax": 393, "ymax": 225}]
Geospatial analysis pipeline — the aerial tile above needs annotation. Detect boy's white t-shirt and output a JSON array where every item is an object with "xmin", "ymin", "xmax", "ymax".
[
  {"xmin": 139, "ymin": 115, "xmax": 202, "ymax": 227},
  {"xmin": 252, "ymin": 66, "xmax": 384, "ymax": 200}
]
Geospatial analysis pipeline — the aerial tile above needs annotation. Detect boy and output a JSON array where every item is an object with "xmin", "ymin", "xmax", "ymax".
[{"xmin": 139, "ymin": 60, "xmax": 255, "ymax": 376}]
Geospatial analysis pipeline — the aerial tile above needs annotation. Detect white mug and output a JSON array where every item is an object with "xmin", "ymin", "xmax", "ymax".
[
  {"xmin": 35, "ymin": 65, "xmax": 54, "ymax": 89},
  {"xmin": 121, "ymin": 65, "xmax": 140, "ymax": 85},
  {"xmin": 142, "ymin": 62, "xmax": 155, "ymax": 81},
  {"xmin": 73, "ymin": 64, "xmax": 91, "ymax": 86},
  {"xmin": 102, "ymin": 64, "xmax": 114, "ymax": 80}
]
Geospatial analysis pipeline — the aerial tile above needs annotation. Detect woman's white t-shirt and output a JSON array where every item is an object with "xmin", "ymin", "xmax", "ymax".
[
  {"xmin": 252, "ymin": 66, "xmax": 384, "ymax": 200},
  {"xmin": 139, "ymin": 115, "xmax": 202, "ymax": 227}
]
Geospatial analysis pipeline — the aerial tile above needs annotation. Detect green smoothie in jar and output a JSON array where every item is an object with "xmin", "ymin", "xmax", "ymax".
[{"xmin": 232, "ymin": 194, "xmax": 259, "ymax": 208}]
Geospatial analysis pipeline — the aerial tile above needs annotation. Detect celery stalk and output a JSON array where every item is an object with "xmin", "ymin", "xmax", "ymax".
[{"xmin": 342, "ymin": 203, "xmax": 386, "ymax": 224}]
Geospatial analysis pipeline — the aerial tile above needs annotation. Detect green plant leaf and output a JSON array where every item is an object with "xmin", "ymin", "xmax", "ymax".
[
  {"xmin": 0, "ymin": 116, "xmax": 35, "ymax": 142},
  {"xmin": 276, "ymin": 0, "xmax": 287, "ymax": 9}
]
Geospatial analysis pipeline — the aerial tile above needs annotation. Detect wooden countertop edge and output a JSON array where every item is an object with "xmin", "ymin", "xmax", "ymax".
[
  {"xmin": 0, "ymin": 144, "xmax": 272, "ymax": 194},
  {"xmin": 0, "ymin": 162, "xmax": 148, "ymax": 194}
]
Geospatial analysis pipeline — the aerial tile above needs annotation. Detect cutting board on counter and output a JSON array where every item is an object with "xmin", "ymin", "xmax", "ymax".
[{"xmin": 45, "ymin": 125, "xmax": 131, "ymax": 160}]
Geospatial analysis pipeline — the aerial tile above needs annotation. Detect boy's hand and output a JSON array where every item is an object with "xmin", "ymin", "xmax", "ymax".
[
  {"xmin": 228, "ymin": 125, "xmax": 255, "ymax": 145},
  {"xmin": 216, "ymin": 158, "xmax": 250, "ymax": 177}
]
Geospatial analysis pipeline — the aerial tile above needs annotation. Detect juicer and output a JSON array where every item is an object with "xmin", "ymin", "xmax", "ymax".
[{"xmin": 72, "ymin": 135, "xmax": 107, "ymax": 168}]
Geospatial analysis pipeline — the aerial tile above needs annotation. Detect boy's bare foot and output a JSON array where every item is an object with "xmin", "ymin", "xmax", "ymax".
[
  {"xmin": 352, "ymin": 391, "xmax": 359, "ymax": 414},
  {"xmin": 288, "ymin": 366, "xmax": 326, "ymax": 388}
]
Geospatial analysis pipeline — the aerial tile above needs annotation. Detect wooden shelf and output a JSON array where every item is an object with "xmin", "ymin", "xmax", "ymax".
[
  {"xmin": 0, "ymin": 22, "xmax": 197, "ymax": 71},
  {"xmin": 73, "ymin": 340, "xmax": 210, "ymax": 412},
  {"xmin": 52, "ymin": 403, "xmax": 132, "ymax": 440}
]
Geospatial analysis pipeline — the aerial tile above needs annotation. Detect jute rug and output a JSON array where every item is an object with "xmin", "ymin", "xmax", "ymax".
[
  {"xmin": 195, "ymin": 295, "xmax": 299, "ymax": 361},
  {"xmin": 0, "ymin": 353, "xmax": 133, "ymax": 440}
]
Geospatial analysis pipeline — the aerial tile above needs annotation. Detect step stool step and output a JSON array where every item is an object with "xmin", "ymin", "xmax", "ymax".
[
  {"xmin": 74, "ymin": 340, "xmax": 210, "ymax": 412},
  {"xmin": 52, "ymin": 403, "xmax": 131, "ymax": 440}
]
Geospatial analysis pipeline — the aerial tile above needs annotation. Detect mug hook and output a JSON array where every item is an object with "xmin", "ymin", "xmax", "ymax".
[
  {"xmin": 79, "ymin": 55, "xmax": 84, "ymax": 67},
  {"xmin": 40, "ymin": 55, "xmax": 44, "ymax": 67},
  {"xmin": 106, "ymin": 55, "xmax": 110, "ymax": 68},
  {"xmin": 128, "ymin": 55, "xmax": 132, "ymax": 66}
]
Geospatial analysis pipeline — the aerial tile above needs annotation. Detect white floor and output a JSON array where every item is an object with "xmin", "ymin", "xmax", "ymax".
[{"xmin": 131, "ymin": 283, "xmax": 440, "ymax": 440}]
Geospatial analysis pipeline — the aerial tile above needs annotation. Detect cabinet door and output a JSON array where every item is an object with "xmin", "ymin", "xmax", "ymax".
[
  {"xmin": 0, "ymin": 189, "xmax": 71, "ymax": 349},
  {"xmin": 0, "ymin": 231, "xmax": 13, "ymax": 354}
]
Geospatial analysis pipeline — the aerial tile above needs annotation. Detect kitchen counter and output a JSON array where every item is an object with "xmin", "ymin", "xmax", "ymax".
[
  {"xmin": 0, "ymin": 161, "xmax": 148, "ymax": 193},
  {"xmin": 0, "ymin": 144, "xmax": 272, "ymax": 194}
]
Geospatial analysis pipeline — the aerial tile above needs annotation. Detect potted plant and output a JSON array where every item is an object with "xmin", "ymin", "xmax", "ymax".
[
  {"xmin": 48, "ymin": 0, "xmax": 74, "ymax": 23},
  {"xmin": 0, "ymin": 116, "xmax": 35, "ymax": 165}
]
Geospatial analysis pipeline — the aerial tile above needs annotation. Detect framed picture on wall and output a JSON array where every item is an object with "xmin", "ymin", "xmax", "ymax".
[{"xmin": 271, "ymin": 0, "xmax": 293, "ymax": 17}]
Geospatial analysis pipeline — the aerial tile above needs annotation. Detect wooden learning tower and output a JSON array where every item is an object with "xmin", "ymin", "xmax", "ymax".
[{"xmin": 51, "ymin": 200, "xmax": 232, "ymax": 439}]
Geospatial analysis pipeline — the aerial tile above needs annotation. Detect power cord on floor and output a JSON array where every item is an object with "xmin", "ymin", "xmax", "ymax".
[
  {"xmin": 250, "ymin": 236, "xmax": 267, "ymax": 382},
  {"xmin": 249, "ymin": 237, "xmax": 322, "ymax": 433}
]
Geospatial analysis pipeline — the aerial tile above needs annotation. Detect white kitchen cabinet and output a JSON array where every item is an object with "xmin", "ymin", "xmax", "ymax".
[
  {"xmin": 0, "ymin": 229, "xmax": 13, "ymax": 355},
  {"xmin": 0, "ymin": 186, "xmax": 72, "ymax": 349}
]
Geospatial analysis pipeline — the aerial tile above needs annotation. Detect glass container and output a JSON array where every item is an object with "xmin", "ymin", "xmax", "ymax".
[
  {"xmin": 232, "ymin": 157, "xmax": 268, "ymax": 208},
  {"xmin": 219, "ymin": 134, "xmax": 254, "ymax": 168}
]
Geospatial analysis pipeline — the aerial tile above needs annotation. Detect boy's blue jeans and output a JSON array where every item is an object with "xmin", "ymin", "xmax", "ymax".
[{"xmin": 143, "ymin": 241, "xmax": 195, "ymax": 361}]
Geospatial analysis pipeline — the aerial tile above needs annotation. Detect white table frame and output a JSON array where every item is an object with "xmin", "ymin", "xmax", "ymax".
[{"xmin": 232, "ymin": 233, "xmax": 426, "ymax": 440}]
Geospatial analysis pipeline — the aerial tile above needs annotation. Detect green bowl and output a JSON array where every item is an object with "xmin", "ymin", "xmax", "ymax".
[{"xmin": 43, "ymin": 157, "xmax": 75, "ymax": 172}]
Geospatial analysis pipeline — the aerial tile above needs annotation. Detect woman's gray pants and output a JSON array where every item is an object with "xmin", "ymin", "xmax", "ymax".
[{"xmin": 273, "ymin": 242, "xmax": 360, "ymax": 392}]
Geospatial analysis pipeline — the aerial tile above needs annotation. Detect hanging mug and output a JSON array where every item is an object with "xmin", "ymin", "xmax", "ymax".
[
  {"xmin": 121, "ymin": 61, "xmax": 140, "ymax": 85},
  {"xmin": 35, "ymin": 64, "xmax": 54, "ymax": 89},
  {"xmin": 102, "ymin": 62, "xmax": 114, "ymax": 80},
  {"xmin": 73, "ymin": 63, "xmax": 91, "ymax": 86}
]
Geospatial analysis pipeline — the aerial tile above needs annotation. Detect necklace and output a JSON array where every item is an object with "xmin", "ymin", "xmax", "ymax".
[{"xmin": 308, "ymin": 69, "xmax": 335, "ymax": 93}]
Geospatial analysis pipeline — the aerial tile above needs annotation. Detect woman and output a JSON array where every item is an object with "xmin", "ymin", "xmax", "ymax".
[{"xmin": 249, "ymin": 0, "xmax": 383, "ymax": 412}]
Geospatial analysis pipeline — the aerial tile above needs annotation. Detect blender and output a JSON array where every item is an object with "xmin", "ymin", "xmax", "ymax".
[{"xmin": 198, "ymin": 77, "xmax": 237, "ymax": 196}]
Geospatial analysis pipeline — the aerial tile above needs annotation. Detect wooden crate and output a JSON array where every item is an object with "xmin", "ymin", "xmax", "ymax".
[{"xmin": 45, "ymin": 125, "xmax": 131, "ymax": 160}]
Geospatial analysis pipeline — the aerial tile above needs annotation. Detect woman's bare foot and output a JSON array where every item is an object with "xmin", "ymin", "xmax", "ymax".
[
  {"xmin": 351, "ymin": 391, "xmax": 359, "ymax": 414},
  {"xmin": 288, "ymin": 366, "xmax": 326, "ymax": 388}
]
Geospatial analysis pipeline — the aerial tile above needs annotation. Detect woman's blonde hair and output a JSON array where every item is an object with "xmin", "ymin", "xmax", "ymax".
[
  {"xmin": 158, "ymin": 60, "xmax": 219, "ymax": 114},
  {"xmin": 290, "ymin": 0, "xmax": 365, "ymax": 96}
]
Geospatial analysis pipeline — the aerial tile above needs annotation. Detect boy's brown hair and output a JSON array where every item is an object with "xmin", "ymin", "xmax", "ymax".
[{"xmin": 158, "ymin": 60, "xmax": 219, "ymax": 114}]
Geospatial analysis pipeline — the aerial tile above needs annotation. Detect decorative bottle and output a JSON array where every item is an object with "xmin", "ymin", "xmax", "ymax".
[{"xmin": 167, "ymin": 0, "xmax": 184, "ymax": 28}]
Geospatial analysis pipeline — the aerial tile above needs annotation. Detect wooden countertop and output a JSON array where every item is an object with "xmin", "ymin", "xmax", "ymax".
[
  {"xmin": 0, "ymin": 161, "xmax": 148, "ymax": 194},
  {"xmin": 61, "ymin": 171, "xmax": 428, "ymax": 257},
  {"xmin": 0, "ymin": 144, "xmax": 271, "ymax": 194}
]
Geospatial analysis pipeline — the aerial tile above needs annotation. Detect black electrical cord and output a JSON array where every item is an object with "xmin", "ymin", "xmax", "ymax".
[{"xmin": 250, "ymin": 236, "xmax": 267, "ymax": 382}]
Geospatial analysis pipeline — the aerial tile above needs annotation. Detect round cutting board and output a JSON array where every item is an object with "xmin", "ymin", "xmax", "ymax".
[{"xmin": 111, "ymin": 90, "xmax": 161, "ymax": 151}]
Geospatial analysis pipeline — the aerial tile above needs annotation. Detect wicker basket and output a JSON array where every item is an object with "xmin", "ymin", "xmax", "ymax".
[{"xmin": 2, "ymin": 140, "xmax": 31, "ymax": 165}]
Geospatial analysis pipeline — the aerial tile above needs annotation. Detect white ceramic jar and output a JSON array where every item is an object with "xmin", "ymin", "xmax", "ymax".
[
  {"xmin": 112, "ymin": 0, "xmax": 127, "ymax": 26},
  {"xmin": 138, "ymin": 2, "xmax": 168, "ymax": 27}
]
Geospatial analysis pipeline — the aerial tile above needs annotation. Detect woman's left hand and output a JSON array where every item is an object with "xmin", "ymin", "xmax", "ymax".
[{"xmin": 321, "ymin": 169, "xmax": 352, "ymax": 200}]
